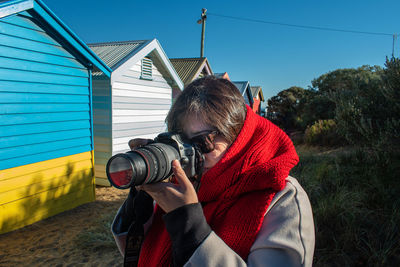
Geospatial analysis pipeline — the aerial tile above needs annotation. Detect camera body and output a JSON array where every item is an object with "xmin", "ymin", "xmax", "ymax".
[
  {"xmin": 155, "ymin": 132, "xmax": 198, "ymax": 178},
  {"xmin": 106, "ymin": 132, "xmax": 204, "ymax": 189}
]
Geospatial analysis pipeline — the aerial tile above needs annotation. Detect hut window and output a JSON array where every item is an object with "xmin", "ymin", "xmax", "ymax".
[{"xmin": 141, "ymin": 57, "xmax": 153, "ymax": 80}]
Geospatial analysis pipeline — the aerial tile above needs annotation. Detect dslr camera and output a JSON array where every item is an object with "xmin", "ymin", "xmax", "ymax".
[{"xmin": 106, "ymin": 132, "xmax": 204, "ymax": 189}]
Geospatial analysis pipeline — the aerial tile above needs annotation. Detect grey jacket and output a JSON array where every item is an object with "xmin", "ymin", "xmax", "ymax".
[{"xmin": 112, "ymin": 176, "xmax": 315, "ymax": 266}]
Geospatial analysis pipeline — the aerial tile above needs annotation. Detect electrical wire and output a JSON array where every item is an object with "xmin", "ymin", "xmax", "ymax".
[{"xmin": 207, "ymin": 12, "xmax": 396, "ymax": 37}]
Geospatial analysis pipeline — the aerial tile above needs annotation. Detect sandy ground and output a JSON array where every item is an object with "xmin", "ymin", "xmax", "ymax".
[{"xmin": 0, "ymin": 186, "xmax": 129, "ymax": 267}]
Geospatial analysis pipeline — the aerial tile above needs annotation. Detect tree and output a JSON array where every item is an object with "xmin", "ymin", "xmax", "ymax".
[
  {"xmin": 266, "ymin": 86, "xmax": 306, "ymax": 132},
  {"xmin": 311, "ymin": 65, "xmax": 383, "ymax": 94},
  {"xmin": 331, "ymin": 59, "xmax": 399, "ymax": 154}
]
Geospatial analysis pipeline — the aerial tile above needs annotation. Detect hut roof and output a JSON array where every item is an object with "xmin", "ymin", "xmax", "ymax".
[
  {"xmin": 169, "ymin": 57, "xmax": 212, "ymax": 85},
  {"xmin": 88, "ymin": 39, "xmax": 183, "ymax": 90},
  {"xmin": 88, "ymin": 40, "xmax": 149, "ymax": 70}
]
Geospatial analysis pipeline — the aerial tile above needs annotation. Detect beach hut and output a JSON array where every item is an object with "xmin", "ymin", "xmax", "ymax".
[
  {"xmin": 170, "ymin": 57, "xmax": 213, "ymax": 90},
  {"xmin": 88, "ymin": 39, "xmax": 184, "ymax": 186},
  {"xmin": 233, "ymin": 81, "xmax": 254, "ymax": 108},
  {"xmin": 0, "ymin": 0, "xmax": 111, "ymax": 234},
  {"xmin": 214, "ymin": 72, "xmax": 231, "ymax": 81},
  {"xmin": 250, "ymin": 86, "xmax": 265, "ymax": 114}
]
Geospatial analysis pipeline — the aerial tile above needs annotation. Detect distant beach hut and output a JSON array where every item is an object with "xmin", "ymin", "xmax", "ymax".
[
  {"xmin": 0, "ymin": 0, "xmax": 111, "ymax": 234},
  {"xmin": 233, "ymin": 81, "xmax": 254, "ymax": 108},
  {"xmin": 214, "ymin": 72, "xmax": 231, "ymax": 81},
  {"xmin": 250, "ymin": 86, "xmax": 265, "ymax": 114},
  {"xmin": 88, "ymin": 39, "xmax": 184, "ymax": 186}
]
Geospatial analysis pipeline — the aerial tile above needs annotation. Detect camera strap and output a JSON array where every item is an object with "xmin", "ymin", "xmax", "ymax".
[{"xmin": 124, "ymin": 221, "xmax": 144, "ymax": 267}]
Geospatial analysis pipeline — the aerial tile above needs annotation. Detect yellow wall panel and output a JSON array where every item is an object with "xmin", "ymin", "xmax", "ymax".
[
  {"xmin": 0, "ymin": 167, "xmax": 93, "ymax": 205},
  {"xmin": 0, "ymin": 184, "xmax": 94, "ymax": 234},
  {"xmin": 0, "ymin": 159, "xmax": 93, "ymax": 195},
  {"xmin": 0, "ymin": 152, "xmax": 92, "ymax": 181},
  {"xmin": 0, "ymin": 152, "xmax": 95, "ymax": 234}
]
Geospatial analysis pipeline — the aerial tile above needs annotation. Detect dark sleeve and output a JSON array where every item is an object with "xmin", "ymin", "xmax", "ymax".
[
  {"xmin": 112, "ymin": 187, "xmax": 137, "ymax": 233},
  {"xmin": 112, "ymin": 188, "xmax": 154, "ymax": 234},
  {"xmin": 163, "ymin": 203, "xmax": 212, "ymax": 267}
]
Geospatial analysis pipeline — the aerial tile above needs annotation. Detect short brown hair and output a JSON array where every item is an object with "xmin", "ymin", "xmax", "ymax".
[{"xmin": 166, "ymin": 76, "xmax": 247, "ymax": 144}]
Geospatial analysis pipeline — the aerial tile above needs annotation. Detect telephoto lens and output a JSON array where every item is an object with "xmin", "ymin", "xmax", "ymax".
[
  {"xmin": 106, "ymin": 132, "xmax": 202, "ymax": 189},
  {"xmin": 106, "ymin": 143, "xmax": 180, "ymax": 189}
]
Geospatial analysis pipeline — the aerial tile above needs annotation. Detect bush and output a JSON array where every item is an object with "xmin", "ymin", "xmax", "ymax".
[
  {"xmin": 304, "ymin": 120, "xmax": 344, "ymax": 147},
  {"xmin": 332, "ymin": 57, "xmax": 400, "ymax": 158},
  {"xmin": 292, "ymin": 146, "xmax": 400, "ymax": 266}
]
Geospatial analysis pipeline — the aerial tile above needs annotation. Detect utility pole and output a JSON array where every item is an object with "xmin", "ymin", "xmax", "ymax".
[
  {"xmin": 197, "ymin": 8, "xmax": 207, "ymax": 58},
  {"xmin": 392, "ymin": 34, "xmax": 397, "ymax": 58}
]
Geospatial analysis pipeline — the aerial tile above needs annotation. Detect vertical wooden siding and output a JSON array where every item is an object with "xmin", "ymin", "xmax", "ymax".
[
  {"xmin": 92, "ymin": 77, "xmax": 112, "ymax": 185},
  {"xmin": 0, "ymin": 13, "xmax": 95, "ymax": 233},
  {"xmin": 111, "ymin": 58, "xmax": 172, "ymax": 154}
]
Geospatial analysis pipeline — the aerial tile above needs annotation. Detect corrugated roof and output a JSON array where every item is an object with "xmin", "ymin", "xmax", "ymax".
[
  {"xmin": 233, "ymin": 81, "xmax": 250, "ymax": 96},
  {"xmin": 250, "ymin": 86, "xmax": 261, "ymax": 97},
  {"xmin": 251, "ymin": 86, "xmax": 264, "ymax": 101},
  {"xmin": 88, "ymin": 40, "xmax": 150, "ymax": 70},
  {"xmin": 170, "ymin": 58, "xmax": 209, "ymax": 85}
]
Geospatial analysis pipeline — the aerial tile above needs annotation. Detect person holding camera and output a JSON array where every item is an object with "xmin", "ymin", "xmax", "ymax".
[{"xmin": 110, "ymin": 76, "xmax": 315, "ymax": 267}]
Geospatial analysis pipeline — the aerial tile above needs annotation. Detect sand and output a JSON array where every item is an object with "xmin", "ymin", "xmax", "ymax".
[{"xmin": 0, "ymin": 186, "xmax": 129, "ymax": 267}]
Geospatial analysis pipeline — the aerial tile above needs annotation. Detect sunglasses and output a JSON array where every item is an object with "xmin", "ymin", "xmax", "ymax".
[{"xmin": 189, "ymin": 130, "xmax": 219, "ymax": 154}]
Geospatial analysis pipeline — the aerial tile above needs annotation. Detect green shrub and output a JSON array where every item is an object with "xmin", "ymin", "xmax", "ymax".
[
  {"xmin": 304, "ymin": 119, "xmax": 344, "ymax": 147},
  {"xmin": 331, "ymin": 57, "xmax": 400, "ymax": 159},
  {"xmin": 292, "ymin": 146, "xmax": 400, "ymax": 266}
]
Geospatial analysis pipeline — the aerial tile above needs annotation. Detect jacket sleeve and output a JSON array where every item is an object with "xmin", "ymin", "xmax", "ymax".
[
  {"xmin": 183, "ymin": 177, "xmax": 315, "ymax": 267},
  {"xmin": 111, "ymin": 189, "xmax": 154, "ymax": 256},
  {"xmin": 111, "ymin": 200, "xmax": 131, "ymax": 256}
]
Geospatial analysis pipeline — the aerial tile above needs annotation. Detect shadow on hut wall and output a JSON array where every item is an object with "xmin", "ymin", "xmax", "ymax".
[{"xmin": 0, "ymin": 155, "xmax": 95, "ymax": 234}]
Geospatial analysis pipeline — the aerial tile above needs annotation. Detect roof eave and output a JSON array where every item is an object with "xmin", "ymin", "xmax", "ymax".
[
  {"xmin": 153, "ymin": 39, "xmax": 184, "ymax": 90},
  {"xmin": 259, "ymin": 89, "xmax": 265, "ymax": 101},
  {"xmin": 0, "ymin": 0, "xmax": 33, "ymax": 18},
  {"xmin": 110, "ymin": 39, "xmax": 184, "ymax": 90},
  {"xmin": 191, "ymin": 57, "xmax": 213, "ymax": 82},
  {"xmin": 33, "ymin": 0, "xmax": 111, "ymax": 76},
  {"xmin": 0, "ymin": 0, "xmax": 112, "ymax": 76}
]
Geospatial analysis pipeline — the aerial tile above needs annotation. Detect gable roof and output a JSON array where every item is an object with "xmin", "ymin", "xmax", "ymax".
[
  {"xmin": 0, "ymin": 0, "xmax": 111, "ymax": 76},
  {"xmin": 88, "ymin": 39, "xmax": 183, "ymax": 89},
  {"xmin": 214, "ymin": 72, "xmax": 230, "ymax": 80},
  {"xmin": 169, "ymin": 57, "xmax": 213, "ymax": 85},
  {"xmin": 233, "ymin": 81, "xmax": 254, "ymax": 106},
  {"xmin": 88, "ymin": 40, "xmax": 149, "ymax": 70},
  {"xmin": 250, "ymin": 86, "xmax": 265, "ymax": 101},
  {"xmin": 233, "ymin": 81, "xmax": 251, "ymax": 96}
]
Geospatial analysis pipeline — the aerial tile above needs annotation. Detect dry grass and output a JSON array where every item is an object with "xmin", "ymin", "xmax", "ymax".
[{"xmin": 0, "ymin": 186, "xmax": 128, "ymax": 267}]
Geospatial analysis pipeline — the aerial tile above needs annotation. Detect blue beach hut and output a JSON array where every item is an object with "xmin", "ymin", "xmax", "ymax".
[
  {"xmin": 0, "ymin": 0, "xmax": 111, "ymax": 234},
  {"xmin": 233, "ymin": 81, "xmax": 254, "ymax": 108}
]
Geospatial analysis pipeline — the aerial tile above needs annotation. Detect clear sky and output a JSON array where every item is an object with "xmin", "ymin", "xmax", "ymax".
[{"xmin": 44, "ymin": 0, "xmax": 400, "ymax": 103}]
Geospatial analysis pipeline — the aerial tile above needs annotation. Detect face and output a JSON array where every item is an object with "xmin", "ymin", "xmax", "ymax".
[{"xmin": 183, "ymin": 116, "xmax": 230, "ymax": 173}]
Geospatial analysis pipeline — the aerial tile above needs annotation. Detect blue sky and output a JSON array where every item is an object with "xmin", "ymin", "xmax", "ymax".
[{"xmin": 44, "ymin": 0, "xmax": 400, "ymax": 103}]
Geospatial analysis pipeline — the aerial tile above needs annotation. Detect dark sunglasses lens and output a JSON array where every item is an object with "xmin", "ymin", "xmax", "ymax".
[{"xmin": 191, "ymin": 132, "xmax": 216, "ymax": 153}]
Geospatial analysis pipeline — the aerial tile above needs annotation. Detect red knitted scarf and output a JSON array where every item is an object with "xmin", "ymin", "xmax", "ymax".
[{"xmin": 138, "ymin": 106, "xmax": 299, "ymax": 266}]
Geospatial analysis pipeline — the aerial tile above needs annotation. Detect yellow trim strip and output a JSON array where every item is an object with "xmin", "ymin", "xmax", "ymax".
[{"xmin": 0, "ymin": 151, "xmax": 92, "ymax": 181}]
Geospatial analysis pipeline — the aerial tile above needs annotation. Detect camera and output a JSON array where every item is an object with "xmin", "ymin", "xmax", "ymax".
[{"xmin": 106, "ymin": 132, "xmax": 204, "ymax": 189}]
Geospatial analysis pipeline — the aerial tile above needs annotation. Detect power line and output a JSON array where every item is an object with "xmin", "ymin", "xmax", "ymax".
[{"xmin": 207, "ymin": 12, "xmax": 396, "ymax": 37}]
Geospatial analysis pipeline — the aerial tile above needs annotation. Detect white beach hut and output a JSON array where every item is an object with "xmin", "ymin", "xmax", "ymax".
[{"xmin": 88, "ymin": 39, "xmax": 183, "ymax": 186}]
